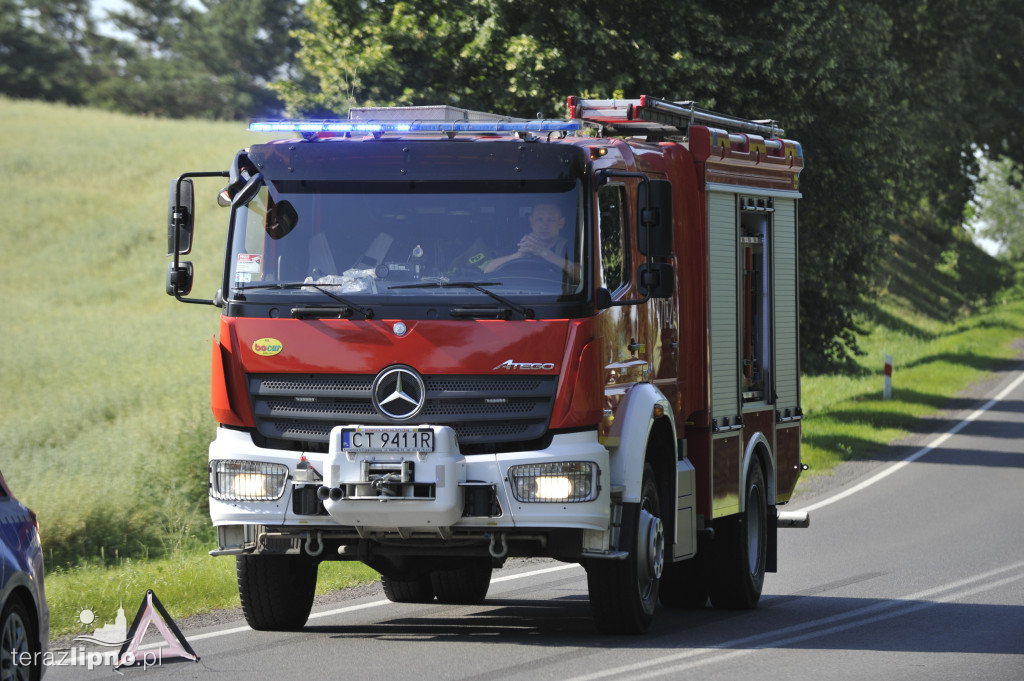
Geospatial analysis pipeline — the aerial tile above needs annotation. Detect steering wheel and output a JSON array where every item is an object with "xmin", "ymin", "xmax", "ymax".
[{"xmin": 491, "ymin": 255, "xmax": 562, "ymax": 279}]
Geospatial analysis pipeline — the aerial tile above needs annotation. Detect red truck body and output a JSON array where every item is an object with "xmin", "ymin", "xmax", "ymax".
[{"xmin": 167, "ymin": 96, "xmax": 806, "ymax": 634}]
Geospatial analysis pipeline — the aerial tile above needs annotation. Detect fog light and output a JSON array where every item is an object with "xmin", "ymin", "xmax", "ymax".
[
  {"xmin": 508, "ymin": 462, "xmax": 597, "ymax": 502},
  {"xmin": 210, "ymin": 460, "xmax": 288, "ymax": 501}
]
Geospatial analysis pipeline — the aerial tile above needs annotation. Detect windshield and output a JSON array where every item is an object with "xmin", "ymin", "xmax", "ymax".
[{"xmin": 227, "ymin": 179, "xmax": 585, "ymax": 311}]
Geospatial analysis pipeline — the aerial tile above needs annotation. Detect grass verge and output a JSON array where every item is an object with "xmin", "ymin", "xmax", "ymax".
[
  {"xmin": 46, "ymin": 551, "xmax": 379, "ymax": 638},
  {"xmin": 801, "ymin": 296, "xmax": 1024, "ymax": 473}
]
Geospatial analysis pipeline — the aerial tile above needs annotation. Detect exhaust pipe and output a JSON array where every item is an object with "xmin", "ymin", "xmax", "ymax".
[{"xmin": 316, "ymin": 486, "xmax": 347, "ymax": 502}]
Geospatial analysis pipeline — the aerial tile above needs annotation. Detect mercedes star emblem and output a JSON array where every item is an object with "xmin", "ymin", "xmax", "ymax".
[{"xmin": 371, "ymin": 365, "xmax": 426, "ymax": 420}]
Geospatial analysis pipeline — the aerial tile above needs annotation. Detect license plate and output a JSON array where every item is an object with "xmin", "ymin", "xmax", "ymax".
[{"xmin": 341, "ymin": 427, "xmax": 434, "ymax": 453}]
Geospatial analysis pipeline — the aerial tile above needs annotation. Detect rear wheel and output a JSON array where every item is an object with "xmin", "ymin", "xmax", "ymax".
[
  {"xmin": 586, "ymin": 463, "xmax": 663, "ymax": 634},
  {"xmin": 381, "ymin": 574, "xmax": 435, "ymax": 603},
  {"xmin": 237, "ymin": 554, "xmax": 318, "ymax": 631},
  {"xmin": 430, "ymin": 558, "xmax": 492, "ymax": 604},
  {"xmin": 709, "ymin": 460, "xmax": 767, "ymax": 609},
  {"xmin": 659, "ymin": 552, "xmax": 710, "ymax": 609}
]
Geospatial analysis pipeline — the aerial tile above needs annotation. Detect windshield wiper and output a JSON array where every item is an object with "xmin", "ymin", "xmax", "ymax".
[
  {"xmin": 235, "ymin": 282, "xmax": 374, "ymax": 319},
  {"xmin": 389, "ymin": 281, "xmax": 534, "ymax": 319}
]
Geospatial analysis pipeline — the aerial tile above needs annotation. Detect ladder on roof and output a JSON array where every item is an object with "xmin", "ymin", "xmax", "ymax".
[{"xmin": 567, "ymin": 95, "xmax": 785, "ymax": 139}]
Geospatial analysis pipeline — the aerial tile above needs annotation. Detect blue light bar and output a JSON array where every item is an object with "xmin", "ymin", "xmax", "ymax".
[{"xmin": 248, "ymin": 119, "xmax": 581, "ymax": 134}]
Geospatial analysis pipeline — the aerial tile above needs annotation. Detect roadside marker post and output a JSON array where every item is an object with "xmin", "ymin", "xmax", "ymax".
[{"xmin": 884, "ymin": 354, "xmax": 893, "ymax": 400}]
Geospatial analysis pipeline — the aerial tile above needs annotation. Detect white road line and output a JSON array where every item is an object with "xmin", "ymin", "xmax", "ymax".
[
  {"xmin": 797, "ymin": 369, "xmax": 1024, "ymax": 514},
  {"xmin": 565, "ymin": 559, "xmax": 1024, "ymax": 681},
  {"xmin": 180, "ymin": 562, "xmax": 581, "ymax": 644}
]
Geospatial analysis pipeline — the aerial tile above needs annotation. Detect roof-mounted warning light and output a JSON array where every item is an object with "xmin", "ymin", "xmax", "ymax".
[{"xmin": 248, "ymin": 119, "xmax": 581, "ymax": 138}]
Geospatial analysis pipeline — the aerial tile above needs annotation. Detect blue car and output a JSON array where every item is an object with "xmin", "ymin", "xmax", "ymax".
[{"xmin": 1, "ymin": 470, "xmax": 48, "ymax": 681}]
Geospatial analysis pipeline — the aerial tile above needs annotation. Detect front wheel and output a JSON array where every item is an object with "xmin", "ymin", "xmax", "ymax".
[
  {"xmin": 1, "ymin": 598, "xmax": 40, "ymax": 681},
  {"xmin": 237, "ymin": 554, "xmax": 318, "ymax": 631},
  {"xmin": 709, "ymin": 460, "xmax": 767, "ymax": 609},
  {"xmin": 586, "ymin": 463, "xmax": 663, "ymax": 634}
]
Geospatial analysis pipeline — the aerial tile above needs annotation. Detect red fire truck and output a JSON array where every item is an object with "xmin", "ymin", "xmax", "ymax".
[{"xmin": 166, "ymin": 96, "xmax": 808, "ymax": 634}]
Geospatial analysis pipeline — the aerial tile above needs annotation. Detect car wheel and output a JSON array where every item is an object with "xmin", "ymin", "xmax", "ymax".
[
  {"xmin": 586, "ymin": 462, "xmax": 663, "ymax": 634},
  {"xmin": 237, "ymin": 554, "xmax": 318, "ymax": 631},
  {"xmin": 1, "ymin": 598, "xmax": 39, "ymax": 681}
]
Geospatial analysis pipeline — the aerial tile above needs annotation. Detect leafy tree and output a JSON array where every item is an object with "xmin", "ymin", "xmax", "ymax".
[
  {"xmin": 277, "ymin": 0, "xmax": 1023, "ymax": 369},
  {"xmin": 972, "ymin": 157, "xmax": 1024, "ymax": 259},
  {"xmin": 280, "ymin": 0, "xmax": 903, "ymax": 368},
  {"xmin": 967, "ymin": 0, "xmax": 1024, "ymax": 166},
  {"xmin": 86, "ymin": 0, "xmax": 306, "ymax": 119},
  {"xmin": 0, "ymin": 0, "xmax": 95, "ymax": 103}
]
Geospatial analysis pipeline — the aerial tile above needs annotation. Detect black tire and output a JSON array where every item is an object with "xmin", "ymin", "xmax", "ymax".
[
  {"xmin": 659, "ymin": 553, "xmax": 710, "ymax": 610},
  {"xmin": 1, "ymin": 597, "xmax": 40, "ymax": 681},
  {"xmin": 430, "ymin": 558, "xmax": 492, "ymax": 605},
  {"xmin": 709, "ymin": 460, "xmax": 767, "ymax": 609},
  {"xmin": 237, "ymin": 554, "xmax": 318, "ymax": 631},
  {"xmin": 381, "ymin": 574, "xmax": 435, "ymax": 603},
  {"xmin": 586, "ymin": 463, "xmax": 664, "ymax": 634}
]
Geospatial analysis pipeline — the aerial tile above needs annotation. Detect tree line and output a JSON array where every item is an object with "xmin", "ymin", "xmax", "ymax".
[
  {"xmin": 0, "ymin": 0, "xmax": 305, "ymax": 119},
  {"xmin": 3, "ymin": 0, "xmax": 1022, "ymax": 370}
]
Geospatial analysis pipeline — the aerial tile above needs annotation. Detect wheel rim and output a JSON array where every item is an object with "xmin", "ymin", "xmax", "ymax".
[
  {"xmin": 637, "ymin": 506, "xmax": 665, "ymax": 598},
  {"xmin": 746, "ymin": 479, "xmax": 765, "ymax": 576},
  {"xmin": 1, "ymin": 610, "xmax": 31, "ymax": 681}
]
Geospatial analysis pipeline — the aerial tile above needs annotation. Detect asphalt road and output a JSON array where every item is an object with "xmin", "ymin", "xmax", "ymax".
[{"xmin": 47, "ymin": 364, "xmax": 1024, "ymax": 681}]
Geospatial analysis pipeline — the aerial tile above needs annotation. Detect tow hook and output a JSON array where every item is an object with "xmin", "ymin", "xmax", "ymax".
[
  {"xmin": 305, "ymin": 531, "xmax": 324, "ymax": 557},
  {"xmin": 488, "ymin": 532, "xmax": 508, "ymax": 559}
]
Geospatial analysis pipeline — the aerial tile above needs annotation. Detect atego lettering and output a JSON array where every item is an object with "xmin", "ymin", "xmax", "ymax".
[{"xmin": 493, "ymin": 359, "xmax": 555, "ymax": 371}]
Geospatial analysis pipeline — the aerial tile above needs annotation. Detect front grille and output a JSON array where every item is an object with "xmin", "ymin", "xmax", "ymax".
[{"xmin": 248, "ymin": 373, "xmax": 556, "ymax": 452}]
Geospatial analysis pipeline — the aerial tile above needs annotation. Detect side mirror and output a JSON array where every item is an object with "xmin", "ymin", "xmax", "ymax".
[
  {"xmin": 232, "ymin": 172, "xmax": 264, "ymax": 207},
  {"xmin": 266, "ymin": 199, "xmax": 298, "ymax": 240},
  {"xmin": 166, "ymin": 261, "xmax": 194, "ymax": 297},
  {"xmin": 637, "ymin": 179, "xmax": 673, "ymax": 258},
  {"xmin": 167, "ymin": 178, "xmax": 195, "ymax": 256}
]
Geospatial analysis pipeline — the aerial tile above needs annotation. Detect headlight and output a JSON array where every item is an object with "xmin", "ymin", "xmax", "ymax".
[
  {"xmin": 210, "ymin": 460, "xmax": 288, "ymax": 501},
  {"xmin": 508, "ymin": 462, "xmax": 598, "ymax": 502}
]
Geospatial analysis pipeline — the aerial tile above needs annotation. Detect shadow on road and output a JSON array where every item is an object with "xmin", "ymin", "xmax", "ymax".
[{"xmin": 301, "ymin": 590, "xmax": 1023, "ymax": 659}]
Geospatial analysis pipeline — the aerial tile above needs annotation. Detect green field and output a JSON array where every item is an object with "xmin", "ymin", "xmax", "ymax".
[
  {"xmin": 2, "ymin": 99, "xmax": 1021, "ymax": 638},
  {"xmin": 1, "ymin": 98, "xmax": 261, "ymax": 567}
]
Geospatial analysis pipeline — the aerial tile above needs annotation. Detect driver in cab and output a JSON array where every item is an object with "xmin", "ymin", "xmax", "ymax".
[{"xmin": 483, "ymin": 202, "xmax": 576, "ymax": 279}]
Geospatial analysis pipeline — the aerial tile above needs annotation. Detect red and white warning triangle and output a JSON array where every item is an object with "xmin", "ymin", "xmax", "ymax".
[{"xmin": 115, "ymin": 590, "xmax": 199, "ymax": 669}]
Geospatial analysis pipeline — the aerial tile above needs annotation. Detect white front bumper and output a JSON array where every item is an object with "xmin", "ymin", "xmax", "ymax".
[{"xmin": 208, "ymin": 425, "xmax": 610, "ymax": 532}]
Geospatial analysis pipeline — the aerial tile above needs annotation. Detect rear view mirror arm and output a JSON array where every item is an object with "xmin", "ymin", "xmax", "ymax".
[{"xmin": 169, "ymin": 170, "xmax": 229, "ymax": 306}]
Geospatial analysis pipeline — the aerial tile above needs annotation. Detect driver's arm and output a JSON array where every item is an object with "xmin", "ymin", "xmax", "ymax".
[
  {"xmin": 482, "ymin": 250, "xmax": 522, "ymax": 273},
  {"xmin": 526, "ymin": 237, "xmax": 580, "ymax": 281}
]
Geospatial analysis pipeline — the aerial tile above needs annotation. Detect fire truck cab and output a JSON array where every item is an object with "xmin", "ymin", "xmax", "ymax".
[{"xmin": 166, "ymin": 96, "xmax": 807, "ymax": 635}]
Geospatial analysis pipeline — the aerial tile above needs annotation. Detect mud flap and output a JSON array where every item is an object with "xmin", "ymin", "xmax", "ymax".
[{"xmin": 766, "ymin": 504, "xmax": 778, "ymax": 573}]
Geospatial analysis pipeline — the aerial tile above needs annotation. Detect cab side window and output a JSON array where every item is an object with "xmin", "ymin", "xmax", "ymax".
[{"xmin": 598, "ymin": 184, "xmax": 628, "ymax": 293}]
